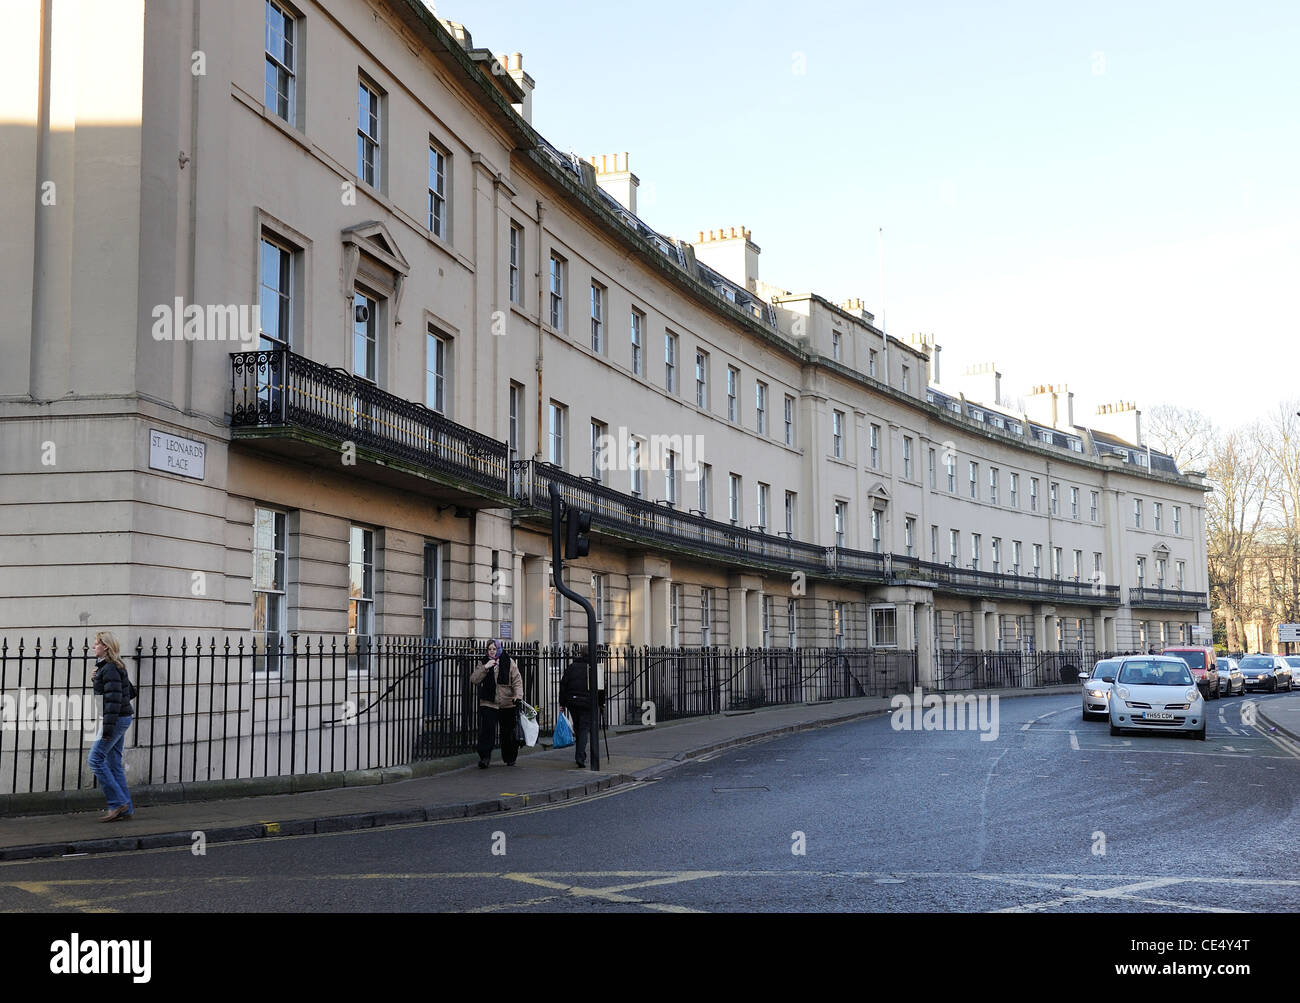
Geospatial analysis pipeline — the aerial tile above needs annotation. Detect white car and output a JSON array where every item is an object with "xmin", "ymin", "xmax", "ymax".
[
  {"xmin": 1080, "ymin": 657, "xmax": 1123, "ymax": 720},
  {"xmin": 1108, "ymin": 656, "xmax": 1206, "ymax": 740}
]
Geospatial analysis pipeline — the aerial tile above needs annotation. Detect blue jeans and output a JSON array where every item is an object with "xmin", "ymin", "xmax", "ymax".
[{"xmin": 88, "ymin": 715, "xmax": 133, "ymax": 812}]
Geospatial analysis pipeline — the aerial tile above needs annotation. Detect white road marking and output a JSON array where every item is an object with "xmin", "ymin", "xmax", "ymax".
[
  {"xmin": 1021, "ymin": 708, "xmax": 1063, "ymax": 732},
  {"xmin": 11, "ymin": 869, "xmax": 1296, "ymax": 915},
  {"xmin": 1069, "ymin": 731, "xmax": 1079, "ymax": 751}
]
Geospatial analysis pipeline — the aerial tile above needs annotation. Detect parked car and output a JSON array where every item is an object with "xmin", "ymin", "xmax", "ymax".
[
  {"xmin": 1285, "ymin": 656, "xmax": 1300, "ymax": 684},
  {"xmin": 1108, "ymin": 656, "xmax": 1206, "ymax": 740},
  {"xmin": 1216, "ymin": 657, "xmax": 1244, "ymax": 697},
  {"xmin": 1238, "ymin": 654, "xmax": 1293, "ymax": 693},
  {"xmin": 1161, "ymin": 646, "xmax": 1219, "ymax": 700},
  {"xmin": 1080, "ymin": 657, "xmax": 1123, "ymax": 720}
]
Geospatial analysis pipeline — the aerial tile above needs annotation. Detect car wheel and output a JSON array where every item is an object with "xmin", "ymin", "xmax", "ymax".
[
  {"xmin": 1196, "ymin": 726, "xmax": 1206, "ymax": 741},
  {"xmin": 1109, "ymin": 721, "xmax": 1121, "ymax": 737}
]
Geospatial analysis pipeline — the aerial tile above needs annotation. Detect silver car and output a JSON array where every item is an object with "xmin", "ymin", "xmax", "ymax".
[
  {"xmin": 1217, "ymin": 657, "xmax": 1244, "ymax": 697},
  {"xmin": 1080, "ymin": 657, "xmax": 1123, "ymax": 720},
  {"xmin": 1108, "ymin": 656, "xmax": 1206, "ymax": 740}
]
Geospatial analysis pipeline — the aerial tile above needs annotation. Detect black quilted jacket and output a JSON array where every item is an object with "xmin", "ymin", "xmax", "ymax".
[{"xmin": 93, "ymin": 659, "xmax": 134, "ymax": 734}]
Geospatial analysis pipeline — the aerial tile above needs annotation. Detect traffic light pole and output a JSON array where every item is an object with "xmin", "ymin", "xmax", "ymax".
[{"xmin": 550, "ymin": 483, "xmax": 601, "ymax": 771}]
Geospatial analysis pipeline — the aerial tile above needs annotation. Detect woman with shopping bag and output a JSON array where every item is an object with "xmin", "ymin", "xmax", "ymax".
[{"xmin": 469, "ymin": 639, "xmax": 524, "ymax": 768}]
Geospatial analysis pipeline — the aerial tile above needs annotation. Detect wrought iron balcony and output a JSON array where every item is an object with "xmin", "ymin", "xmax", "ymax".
[
  {"xmin": 512, "ymin": 462, "xmax": 1120, "ymax": 604},
  {"xmin": 1128, "ymin": 586, "xmax": 1210, "ymax": 610},
  {"xmin": 230, "ymin": 350, "xmax": 508, "ymax": 499},
  {"xmin": 893, "ymin": 557, "xmax": 1122, "ymax": 606},
  {"xmin": 515, "ymin": 460, "xmax": 837, "ymax": 574}
]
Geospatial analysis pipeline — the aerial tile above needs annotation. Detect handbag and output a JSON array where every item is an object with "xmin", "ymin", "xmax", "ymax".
[{"xmin": 553, "ymin": 709, "xmax": 574, "ymax": 749}]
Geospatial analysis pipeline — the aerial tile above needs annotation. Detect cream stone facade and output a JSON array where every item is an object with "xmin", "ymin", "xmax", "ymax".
[{"xmin": 1, "ymin": 0, "xmax": 1210, "ymax": 683}]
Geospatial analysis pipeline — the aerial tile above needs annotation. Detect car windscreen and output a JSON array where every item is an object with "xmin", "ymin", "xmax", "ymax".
[
  {"xmin": 1239, "ymin": 657, "xmax": 1272, "ymax": 670},
  {"xmin": 1117, "ymin": 660, "xmax": 1193, "ymax": 686},
  {"xmin": 1167, "ymin": 650, "xmax": 1205, "ymax": 669},
  {"xmin": 1285, "ymin": 657, "xmax": 1300, "ymax": 667},
  {"xmin": 1090, "ymin": 662, "xmax": 1115, "ymax": 678}
]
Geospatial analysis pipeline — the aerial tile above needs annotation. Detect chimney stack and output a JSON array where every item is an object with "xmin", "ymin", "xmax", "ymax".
[
  {"xmin": 1024, "ymin": 383, "xmax": 1075, "ymax": 431},
  {"xmin": 1092, "ymin": 400, "xmax": 1143, "ymax": 446},
  {"xmin": 493, "ymin": 50, "xmax": 535, "ymax": 123},
  {"xmin": 689, "ymin": 226, "xmax": 760, "ymax": 292},
  {"xmin": 588, "ymin": 152, "xmax": 639, "ymax": 214}
]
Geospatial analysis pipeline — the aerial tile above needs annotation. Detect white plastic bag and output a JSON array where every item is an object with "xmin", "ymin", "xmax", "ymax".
[{"xmin": 518, "ymin": 701, "xmax": 540, "ymax": 747}]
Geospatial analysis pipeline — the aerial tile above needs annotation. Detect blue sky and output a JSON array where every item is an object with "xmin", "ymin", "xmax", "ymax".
[{"xmin": 443, "ymin": 0, "xmax": 1299, "ymax": 433}]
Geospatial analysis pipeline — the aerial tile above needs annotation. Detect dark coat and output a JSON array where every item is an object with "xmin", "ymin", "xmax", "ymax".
[
  {"xmin": 559, "ymin": 659, "xmax": 592, "ymax": 711},
  {"xmin": 93, "ymin": 659, "xmax": 134, "ymax": 734}
]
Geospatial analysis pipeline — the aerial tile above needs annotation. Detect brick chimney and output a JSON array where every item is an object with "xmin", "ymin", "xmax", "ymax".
[
  {"xmin": 589, "ymin": 152, "xmax": 639, "ymax": 215},
  {"xmin": 689, "ymin": 226, "xmax": 760, "ymax": 292}
]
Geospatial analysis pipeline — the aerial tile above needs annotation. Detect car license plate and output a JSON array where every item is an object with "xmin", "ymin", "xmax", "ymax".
[{"xmin": 1143, "ymin": 712, "xmax": 1175, "ymax": 721}]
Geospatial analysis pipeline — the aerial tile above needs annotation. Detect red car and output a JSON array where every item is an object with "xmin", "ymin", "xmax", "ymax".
[{"xmin": 1161, "ymin": 646, "xmax": 1220, "ymax": 700}]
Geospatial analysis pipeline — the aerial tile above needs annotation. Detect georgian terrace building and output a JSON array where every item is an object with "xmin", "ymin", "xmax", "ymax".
[{"xmin": 1, "ymin": 0, "xmax": 1210, "ymax": 685}]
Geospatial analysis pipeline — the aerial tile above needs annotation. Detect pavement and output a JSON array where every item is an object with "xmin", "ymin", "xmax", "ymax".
[
  {"xmin": 1253, "ymin": 689, "xmax": 1300, "ymax": 744},
  {"xmin": 1, "ymin": 682, "xmax": 1295, "ymax": 864}
]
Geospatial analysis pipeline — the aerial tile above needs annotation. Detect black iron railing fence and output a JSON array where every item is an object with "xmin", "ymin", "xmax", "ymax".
[
  {"xmin": 0, "ymin": 636, "xmax": 917, "ymax": 798},
  {"xmin": 230, "ymin": 350, "xmax": 508, "ymax": 495},
  {"xmin": 933, "ymin": 649, "xmax": 1136, "ymax": 692}
]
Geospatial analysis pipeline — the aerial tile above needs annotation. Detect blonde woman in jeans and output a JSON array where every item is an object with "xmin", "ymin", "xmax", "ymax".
[{"xmin": 88, "ymin": 630, "xmax": 135, "ymax": 822}]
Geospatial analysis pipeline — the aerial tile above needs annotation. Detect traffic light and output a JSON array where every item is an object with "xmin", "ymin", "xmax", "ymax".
[{"xmin": 565, "ymin": 507, "xmax": 591, "ymax": 559}]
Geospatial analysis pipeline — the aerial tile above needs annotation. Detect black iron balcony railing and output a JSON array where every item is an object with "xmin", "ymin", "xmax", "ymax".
[
  {"xmin": 515, "ymin": 460, "xmax": 836, "ymax": 573},
  {"xmin": 220, "ymin": 357, "xmax": 1156, "ymax": 612},
  {"xmin": 1128, "ymin": 586, "xmax": 1210, "ymax": 610},
  {"xmin": 893, "ymin": 556, "xmax": 1123, "ymax": 605},
  {"xmin": 513, "ymin": 461, "xmax": 1121, "ymax": 604},
  {"xmin": 230, "ymin": 350, "xmax": 508, "ymax": 496}
]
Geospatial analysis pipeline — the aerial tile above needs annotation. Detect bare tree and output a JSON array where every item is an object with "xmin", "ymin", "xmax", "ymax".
[
  {"xmin": 1260, "ymin": 403, "xmax": 1300, "ymax": 628},
  {"xmin": 1145, "ymin": 404, "xmax": 1214, "ymax": 472},
  {"xmin": 1205, "ymin": 425, "xmax": 1271, "ymax": 651}
]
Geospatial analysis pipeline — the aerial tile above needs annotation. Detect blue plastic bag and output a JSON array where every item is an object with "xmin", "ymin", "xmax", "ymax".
[{"xmin": 553, "ymin": 710, "xmax": 574, "ymax": 749}]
